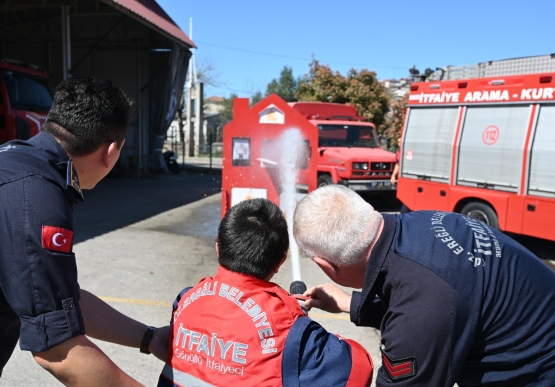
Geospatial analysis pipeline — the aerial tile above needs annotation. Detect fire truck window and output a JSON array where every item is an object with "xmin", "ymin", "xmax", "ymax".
[
  {"xmin": 402, "ymin": 107, "xmax": 459, "ymax": 182},
  {"xmin": 528, "ymin": 105, "xmax": 555, "ymax": 197},
  {"xmin": 457, "ymin": 106, "xmax": 529, "ymax": 192},
  {"xmin": 298, "ymin": 140, "xmax": 310, "ymax": 169},
  {"xmin": 2, "ymin": 70, "xmax": 53, "ymax": 113},
  {"xmin": 317, "ymin": 124, "xmax": 378, "ymax": 148},
  {"xmin": 232, "ymin": 138, "xmax": 250, "ymax": 166}
]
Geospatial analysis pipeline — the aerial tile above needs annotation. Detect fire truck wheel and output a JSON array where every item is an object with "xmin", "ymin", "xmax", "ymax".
[
  {"xmin": 318, "ymin": 175, "xmax": 334, "ymax": 187},
  {"xmin": 461, "ymin": 202, "xmax": 499, "ymax": 229}
]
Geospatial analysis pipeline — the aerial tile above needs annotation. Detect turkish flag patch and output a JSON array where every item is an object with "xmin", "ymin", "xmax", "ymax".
[
  {"xmin": 381, "ymin": 347, "xmax": 416, "ymax": 381},
  {"xmin": 42, "ymin": 226, "xmax": 74, "ymax": 254}
]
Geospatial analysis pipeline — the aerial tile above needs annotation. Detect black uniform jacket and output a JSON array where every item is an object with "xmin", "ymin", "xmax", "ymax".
[
  {"xmin": 0, "ymin": 132, "xmax": 85, "ymax": 375},
  {"xmin": 350, "ymin": 212, "xmax": 555, "ymax": 387}
]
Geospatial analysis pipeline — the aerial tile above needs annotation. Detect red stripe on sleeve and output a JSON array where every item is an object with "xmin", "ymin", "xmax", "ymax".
[
  {"xmin": 382, "ymin": 354, "xmax": 412, "ymax": 377},
  {"xmin": 381, "ymin": 348, "xmax": 416, "ymax": 381}
]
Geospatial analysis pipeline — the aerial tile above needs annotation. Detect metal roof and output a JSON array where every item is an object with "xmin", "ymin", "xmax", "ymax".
[{"xmin": 105, "ymin": 0, "xmax": 196, "ymax": 48}]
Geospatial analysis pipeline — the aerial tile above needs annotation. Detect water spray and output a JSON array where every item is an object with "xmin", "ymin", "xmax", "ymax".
[{"xmin": 276, "ymin": 129, "xmax": 307, "ymax": 294}]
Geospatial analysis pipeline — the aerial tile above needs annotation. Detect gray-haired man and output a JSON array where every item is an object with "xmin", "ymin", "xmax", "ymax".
[{"xmin": 293, "ymin": 184, "xmax": 555, "ymax": 386}]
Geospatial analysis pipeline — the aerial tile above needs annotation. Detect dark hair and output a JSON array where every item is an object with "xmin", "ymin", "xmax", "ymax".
[
  {"xmin": 217, "ymin": 198, "xmax": 289, "ymax": 279},
  {"xmin": 43, "ymin": 77, "xmax": 133, "ymax": 156}
]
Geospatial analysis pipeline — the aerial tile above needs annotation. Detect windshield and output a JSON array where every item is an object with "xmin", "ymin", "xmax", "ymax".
[
  {"xmin": 317, "ymin": 124, "xmax": 379, "ymax": 148},
  {"xmin": 1, "ymin": 69, "xmax": 53, "ymax": 112}
]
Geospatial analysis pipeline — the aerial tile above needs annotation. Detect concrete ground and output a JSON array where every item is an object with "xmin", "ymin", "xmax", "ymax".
[
  {"xmin": 182, "ymin": 155, "xmax": 223, "ymax": 171},
  {"xmin": 2, "ymin": 171, "xmax": 382, "ymax": 386}
]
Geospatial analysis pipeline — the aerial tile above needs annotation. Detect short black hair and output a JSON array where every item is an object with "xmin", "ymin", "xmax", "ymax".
[
  {"xmin": 217, "ymin": 198, "xmax": 289, "ymax": 279},
  {"xmin": 43, "ymin": 77, "xmax": 133, "ymax": 156}
]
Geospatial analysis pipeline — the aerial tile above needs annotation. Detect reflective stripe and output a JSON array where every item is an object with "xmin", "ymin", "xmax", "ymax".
[{"xmin": 162, "ymin": 364, "xmax": 217, "ymax": 387}]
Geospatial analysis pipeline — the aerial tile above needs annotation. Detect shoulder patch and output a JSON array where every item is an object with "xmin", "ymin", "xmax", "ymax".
[
  {"xmin": 381, "ymin": 347, "xmax": 416, "ymax": 381},
  {"xmin": 42, "ymin": 225, "xmax": 74, "ymax": 253}
]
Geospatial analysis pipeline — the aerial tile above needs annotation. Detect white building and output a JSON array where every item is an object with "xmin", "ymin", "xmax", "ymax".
[
  {"xmin": 381, "ymin": 78, "xmax": 412, "ymax": 100},
  {"xmin": 167, "ymin": 94, "xmax": 225, "ymax": 156}
]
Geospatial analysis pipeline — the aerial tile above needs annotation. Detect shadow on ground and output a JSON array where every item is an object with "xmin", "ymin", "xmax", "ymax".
[{"xmin": 73, "ymin": 172, "xmax": 222, "ymax": 244}]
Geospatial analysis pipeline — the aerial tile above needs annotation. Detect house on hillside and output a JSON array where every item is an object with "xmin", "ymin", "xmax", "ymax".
[{"xmin": 381, "ymin": 78, "xmax": 412, "ymax": 99}]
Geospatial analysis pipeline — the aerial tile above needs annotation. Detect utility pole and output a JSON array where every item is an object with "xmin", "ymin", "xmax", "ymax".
[{"xmin": 186, "ymin": 18, "xmax": 198, "ymax": 157}]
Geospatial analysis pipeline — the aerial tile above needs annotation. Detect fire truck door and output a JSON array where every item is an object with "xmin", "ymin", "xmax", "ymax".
[
  {"xmin": 522, "ymin": 105, "xmax": 555, "ymax": 241},
  {"xmin": 401, "ymin": 107, "xmax": 458, "ymax": 210},
  {"xmin": 457, "ymin": 106, "xmax": 529, "ymax": 192},
  {"xmin": 401, "ymin": 107, "xmax": 458, "ymax": 183}
]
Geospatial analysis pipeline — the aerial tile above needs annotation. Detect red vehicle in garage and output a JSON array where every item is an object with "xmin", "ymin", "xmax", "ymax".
[
  {"xmin": 398, "ymin": 71, "xmax": 555, "ymax": 242},
  {"xmin": 0, "ymin": 59, "xmax": 52, "ymax": 143},
  {"xmin": 289, "ymin": 102, "xmax": 396, "ymax": 194}
]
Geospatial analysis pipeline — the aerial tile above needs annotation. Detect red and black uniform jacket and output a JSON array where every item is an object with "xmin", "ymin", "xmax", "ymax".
[{"xmin": 158, "ymin": 267, "xmax": 373, "ymax": 387}]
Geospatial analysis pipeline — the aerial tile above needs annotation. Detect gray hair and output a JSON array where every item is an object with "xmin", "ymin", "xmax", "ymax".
[{"xmin": 293, "ymin": 185, "xmax": 383, "ymax": 266}]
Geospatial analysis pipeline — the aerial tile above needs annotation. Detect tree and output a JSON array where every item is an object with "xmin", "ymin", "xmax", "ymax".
[
  {"xmin": 220, "ymin": 93, "xmax": 237, "ymax": 124},
  {"xmin": 196, "ymin": 56, "xmax": 223, "ymax": 88},
  {"xmin": 296, "ymin": 59, "xmax": 390, "ymax": 132},
  {"xmin": 250, "ymin": 91, "xmax": 263, "ymax": 106},
  {"xmin": 383, "ymin": 93, "xmax": 408, "ymax": 150},
  {"xmin": 265, "ymin": 66, "xmax": 299, "ymax": 102},
  {"xmin": 208, "ymin": 93, "xmax": 237, "ymax": 142}
]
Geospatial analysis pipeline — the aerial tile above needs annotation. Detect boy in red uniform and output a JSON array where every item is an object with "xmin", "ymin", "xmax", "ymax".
[{"xmin": 158, "ymin": 198, "xmax": 373, "ymax": 387}]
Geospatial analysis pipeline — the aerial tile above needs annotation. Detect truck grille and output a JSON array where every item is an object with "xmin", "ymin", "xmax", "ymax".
[{"xmin": 371, "ymin": 162, "xmax": 391, "ymax": 171}]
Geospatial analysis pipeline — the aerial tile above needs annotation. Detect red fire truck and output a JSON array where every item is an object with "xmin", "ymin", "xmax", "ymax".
[
  {"xmin": 289, "ymin": 102, "xmax": 396, "ymax": 194},
  {"xmin": 398, "ymin": 70, "xmax": 555, "ymax": 242},
  {"xmin": 0, "ymin": 59, "xmax": 53, "ymax": 143}
]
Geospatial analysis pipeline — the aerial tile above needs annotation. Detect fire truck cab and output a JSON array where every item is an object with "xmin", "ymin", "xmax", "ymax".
[
  {"xmin": 289, "ymin": 102, "xmax": 396, "ymax": 193},
  {"xmin": 398, "ymin": 72, "xmax": 555, "ymax": 242},
  {"xmin": 0, "ymin": 59, "xmax": 53, "ymax": 144}
]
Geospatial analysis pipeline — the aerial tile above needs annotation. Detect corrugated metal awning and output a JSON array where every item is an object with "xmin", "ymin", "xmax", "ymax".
[{"xmin": 104, "ymin": 0, "xmax": 196, "ymax": 48}]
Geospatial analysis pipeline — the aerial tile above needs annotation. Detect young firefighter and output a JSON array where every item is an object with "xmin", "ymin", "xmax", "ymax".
[
  {"xmin": 0, "ymin": 77, "xmax": 166, "ymax": 385},
  {"xmin": 158, "ymin": 198, "xmax": 373, "ymax": 387}
]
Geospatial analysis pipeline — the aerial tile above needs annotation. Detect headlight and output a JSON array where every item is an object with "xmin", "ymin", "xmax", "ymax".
[
  {"xmin": 371, "ymin": 162, "xmax": 391, "ymax": 170},
  {"xmin": 353, "ymin": 162, "xmax": 369, "ymax": 170}
]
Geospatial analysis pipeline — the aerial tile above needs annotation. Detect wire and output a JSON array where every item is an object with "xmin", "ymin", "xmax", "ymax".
[
  {"xmin": 195, "ymin": 40, "xmax": 407, "ymax": 70},
  {"xmin": 214, "ymin": 85, "xmax": 257, "ymax": 96}
]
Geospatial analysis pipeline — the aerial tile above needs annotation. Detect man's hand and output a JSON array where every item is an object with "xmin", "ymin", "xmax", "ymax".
[
  {"xmin": 303, "ymin": 283, "xmax": 352, "ymax": 314},
  {"xmin": 150, "ymin": 326, "xmax": 170, "ymax": 362}
]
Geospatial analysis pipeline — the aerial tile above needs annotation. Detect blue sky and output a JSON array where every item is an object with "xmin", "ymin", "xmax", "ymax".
[{"xmin": 157, "ymin": 0, "xmax": 555, "ymax": 99}]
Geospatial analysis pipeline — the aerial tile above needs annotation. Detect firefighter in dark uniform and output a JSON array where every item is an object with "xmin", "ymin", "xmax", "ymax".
[
  {"xmin": 0, "ymin": 77, "xmax": 167, "ymax": 386},
  {"xmin": 294, "ymin": 185, "xmax": 555, "ymax": 387}
]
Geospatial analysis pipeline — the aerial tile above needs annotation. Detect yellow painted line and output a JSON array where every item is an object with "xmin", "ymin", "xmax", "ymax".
[
  {"xmin": 309, "ymin": 312, "xmax": 350, "ymax": 321},
  {"xmin": 99, "ymin": 296, "xmax": 171, "ymax": 307},
  {"xmin": 99, "ymin": 297, "xmax": 351, "ymax": 321}
]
